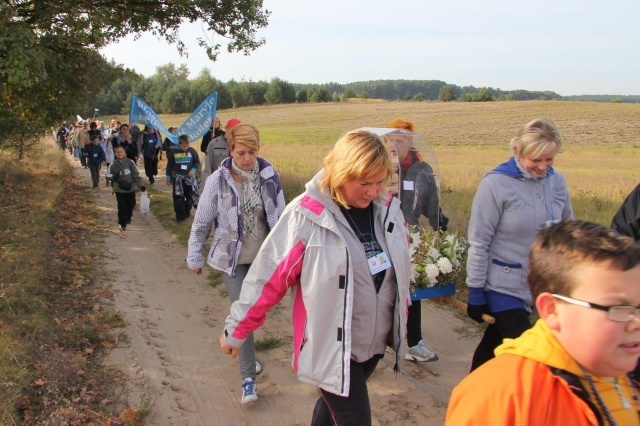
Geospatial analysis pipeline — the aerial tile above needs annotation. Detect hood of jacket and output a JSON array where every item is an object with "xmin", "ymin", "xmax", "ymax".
[
  {"xmin": 496, "ymin": 319, "xmax": 582, "ymax": 376},
  {"xmin": 491, "ymin": 156, "xmax": 555, "ymax": 179}
]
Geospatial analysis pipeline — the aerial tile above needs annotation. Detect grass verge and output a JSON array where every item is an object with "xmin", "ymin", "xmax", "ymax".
[
  {"xmin": 146, "ymin": 184, "xmax": 226, "ymax": 287},
  {"xmin": 0, "ymin": 140, "xmax": 141, "ymax": 424},
  {"xmin": 146, "ymin": 185, "xmax": 191, "ymax": 246}
]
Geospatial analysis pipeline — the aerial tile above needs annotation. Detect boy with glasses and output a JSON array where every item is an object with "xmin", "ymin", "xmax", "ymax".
[{"xmin": 447, "ymin": 220, "xmax": 640, "ymax": 425}]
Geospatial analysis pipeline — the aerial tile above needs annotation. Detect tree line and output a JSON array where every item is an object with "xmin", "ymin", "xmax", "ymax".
[
  {"xmin": 93, "ymin": 69, "xmax": 566, "ymax": 116},
  {"xmin": 93, "ymin": 68, "xmax": 639, "ymax": 118}
]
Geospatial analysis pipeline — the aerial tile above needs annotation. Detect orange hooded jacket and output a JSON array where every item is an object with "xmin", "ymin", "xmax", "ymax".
[{"xmin": 446, "ymin": 320, "xmax": 638, "ymax": 425}]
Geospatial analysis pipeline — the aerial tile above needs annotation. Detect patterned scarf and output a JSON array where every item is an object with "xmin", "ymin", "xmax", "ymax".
[{"xmin": 231, "ymin": 159, "xmax": 262, "ymax": 238}]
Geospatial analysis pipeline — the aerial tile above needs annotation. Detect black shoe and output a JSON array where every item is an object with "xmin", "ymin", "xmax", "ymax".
[{"xmin": 126, "ymin": 218, "xmax": 132, "ymax": 224}]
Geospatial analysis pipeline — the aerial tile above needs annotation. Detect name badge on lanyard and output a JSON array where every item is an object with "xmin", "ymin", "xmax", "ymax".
[{"xmin": 368, "ymin": 251, "xmax": 391, "ymax": 275}]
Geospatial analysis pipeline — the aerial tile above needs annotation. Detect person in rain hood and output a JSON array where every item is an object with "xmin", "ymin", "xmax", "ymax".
[
  {"xmin": 385, "ymin": 118, "xmax": 449, "ymax": 364},
  {"xmin": 465, "ymin": 117, "xmax": 573, "ymax": 372}
]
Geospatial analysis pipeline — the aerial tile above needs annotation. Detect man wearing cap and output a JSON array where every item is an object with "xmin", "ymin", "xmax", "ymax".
[{"xmin": 200, "ymin": 118, "xmax": 241, "ymax": 186}]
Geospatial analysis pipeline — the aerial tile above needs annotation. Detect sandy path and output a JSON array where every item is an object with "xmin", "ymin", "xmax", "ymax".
[{"xmin": 72, "ymin": 159, "xmax": 482, "ymax": 425}]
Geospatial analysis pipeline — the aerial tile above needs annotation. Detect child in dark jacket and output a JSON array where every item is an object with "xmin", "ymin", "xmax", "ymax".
[
  {"xmin": 140, "ymin": 125, "xmax": 162, "ymax": 184},
  {"xmin": 84, "ymin": 134, "xmax": 107, "ymax": 188},
  {"xmin": 107, "ymin": 145, "xmax": 146, "ymax": 231},
  {"xmin": 166, "ymin": 134, "xmax": 200, "ymax": 222}
]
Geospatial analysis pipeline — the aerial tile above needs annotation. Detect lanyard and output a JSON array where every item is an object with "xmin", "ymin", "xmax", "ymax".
[{"xmin": 342, "ymin": 205, "xmax": 375, "ymax": 248}]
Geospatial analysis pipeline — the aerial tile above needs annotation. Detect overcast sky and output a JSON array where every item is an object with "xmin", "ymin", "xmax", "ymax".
[{"xmin": 100, "ymin": 0, "xmax": 640, "ymax": 96}]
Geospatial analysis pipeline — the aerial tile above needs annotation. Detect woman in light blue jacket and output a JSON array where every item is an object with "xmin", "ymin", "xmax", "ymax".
[
  {"xmin": 186, "ymin": 123, "xmax": 286, "ymax": 404},
  {"xmin": 466, "ymin": 117, "xmax": 574, "ymax": 372}
]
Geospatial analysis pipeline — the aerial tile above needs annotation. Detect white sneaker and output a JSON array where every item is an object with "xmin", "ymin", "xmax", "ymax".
[
  {"xmin": 405, "ymin": 340, "xmax": 438, "ymax": 362},
  {"xmin": 256, "ymin": 361, "xmax": 262, "ymax": 375},
  {"xmin": 241, "ymin": 377, "xmax": 258, "ymax": 404}
]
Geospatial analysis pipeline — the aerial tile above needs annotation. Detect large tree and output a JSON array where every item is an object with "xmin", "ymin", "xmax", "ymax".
[{"xmin": 0, "ymin": 0, "xmax": 270, "ymax": 151}]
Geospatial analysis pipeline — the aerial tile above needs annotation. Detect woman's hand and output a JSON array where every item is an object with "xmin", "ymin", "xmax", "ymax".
[
  {"xmin": 192, "ymin": 268, "xmax": 202, "ymax": 275},
  {"xmin": 219, "ymin": 334, "xmax": 239, "ymax": 358}
]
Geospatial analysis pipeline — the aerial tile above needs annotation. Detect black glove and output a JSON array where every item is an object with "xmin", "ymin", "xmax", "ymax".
[
  {"xmin": 140, "ymin": 186, "xmax": 146, "ymax": 192},
  {"xmin": 467, "ymin": 303, "xmax": 489, "ymax": 323}
]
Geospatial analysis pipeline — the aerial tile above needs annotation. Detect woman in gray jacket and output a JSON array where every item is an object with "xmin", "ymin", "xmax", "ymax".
[
  {"xmin": 466, "ymin": 118, "xmax": 574, "ymax": 371},
  {"xmin": 218, "ymin": 130, "xmax": 411, "ymax": 425},
  {"xmin": 186, "ymin": 123, "xmax": 286, "ymax": 404}
]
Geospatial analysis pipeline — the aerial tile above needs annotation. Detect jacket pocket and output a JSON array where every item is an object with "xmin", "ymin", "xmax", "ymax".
[
  {"xmin": 208, "ymin": 238, "xmax": 220, "ymax": 260},
  {"xmin": 488, "ymin": 258, "xmax": 522, "ymax": 290}
]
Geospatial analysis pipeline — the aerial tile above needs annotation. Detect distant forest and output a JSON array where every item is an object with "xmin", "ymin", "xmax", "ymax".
[{"xmin": 88, "ymin": 64, "xmax": 639, "ymax": 117}]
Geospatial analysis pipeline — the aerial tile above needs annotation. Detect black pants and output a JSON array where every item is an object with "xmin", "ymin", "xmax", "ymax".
[
  {"xmin": 406, "ymin": 300, "xmax": 422, "ymax": 347},
  {"xmin": 115, "ymin": 191, "xmax": 136, "ymax": 228},
  {"xmin": 88, "ymin": 163, "xmax": 101, "ymax": 188},
  {"xmin": 470, "ymin": 308, "xmax": 531, "ymax": 372},
  {"xmin": 143, "ymin": 156, "xmax": 158, "ymax": 183},
  {"xmin": 172, "ymin": 179, "xmax": 193, "ymax": 222},
  {"xmin": 311, "ymin": 356, "xmax": 381, "ymax": 426}
]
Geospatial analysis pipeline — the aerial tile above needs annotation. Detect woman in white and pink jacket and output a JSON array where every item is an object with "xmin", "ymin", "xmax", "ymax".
[{"xmin": 219, "ymin": 130, "xmax": 411, "ymax": 425}]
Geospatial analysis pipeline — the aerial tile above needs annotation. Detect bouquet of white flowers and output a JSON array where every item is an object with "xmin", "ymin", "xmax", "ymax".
[{"xmin": 409, "ymin": 227, "xmax": 467, "ymax": 291}]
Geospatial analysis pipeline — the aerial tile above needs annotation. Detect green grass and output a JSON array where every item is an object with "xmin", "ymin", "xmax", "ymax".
[
  {"xmin": 207, "ymin": 270, "xmax": 223, "ymax": 288},
  {"xmin": 147, "ymin": 185, "xmax": 192, "ymax": 245},
  {"xmin": 144, "ymin": 186, "xmax": 227, "ymax": 291},
  {"xmin": 255, "ymin": 336, "xmax": 285, "ymax": 352}
]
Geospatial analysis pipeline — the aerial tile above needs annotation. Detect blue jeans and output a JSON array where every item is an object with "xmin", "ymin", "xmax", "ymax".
[{"xmin": 78, "ymin": 147, "xmax": 86, "ymax": 166}]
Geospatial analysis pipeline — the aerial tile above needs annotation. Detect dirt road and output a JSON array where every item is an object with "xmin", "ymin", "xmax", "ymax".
[{"xmin": 73, "ymin": 160, "xmax": 482, "ymax": 425}]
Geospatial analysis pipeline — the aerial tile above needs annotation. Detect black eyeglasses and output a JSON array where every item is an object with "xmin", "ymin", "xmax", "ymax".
[{"xmin": 552, "ymin": 294, "xmax": 640, "ymax": 322}]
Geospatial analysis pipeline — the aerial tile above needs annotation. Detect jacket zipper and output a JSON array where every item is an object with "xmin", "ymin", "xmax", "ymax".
[{"xmin": 340, "ymin": 247, "xmax": 349, "ymax": 395}]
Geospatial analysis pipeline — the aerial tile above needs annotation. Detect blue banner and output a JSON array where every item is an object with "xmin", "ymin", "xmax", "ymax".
[{"xmin": 129, "ymin": 92, "xmax": 218, "ymax": 144}]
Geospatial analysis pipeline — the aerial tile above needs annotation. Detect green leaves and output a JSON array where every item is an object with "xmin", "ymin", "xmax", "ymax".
[{"xmin": 0, "ymin": 0, "xmax": 271, "ymax": 151}]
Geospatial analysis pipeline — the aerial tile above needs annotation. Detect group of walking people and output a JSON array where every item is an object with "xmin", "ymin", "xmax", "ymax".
[
  {"xmin": 183, "ymin": 114, "xmax": 640, "ymax": 425},
  {"xmin": 61, "ymin": 113, "xmax": 639, "ymax": 424}
]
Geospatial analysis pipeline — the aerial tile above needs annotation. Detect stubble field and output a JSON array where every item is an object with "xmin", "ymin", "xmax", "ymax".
[{"xmin": 129, "ymin": 99, "xmax": 640, "ymax": 231}]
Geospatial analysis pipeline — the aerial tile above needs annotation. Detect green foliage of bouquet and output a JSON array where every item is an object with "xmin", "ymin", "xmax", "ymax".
[{"xmin": 409, "ymin": 227, "xmax": 468, "ymax": 291}]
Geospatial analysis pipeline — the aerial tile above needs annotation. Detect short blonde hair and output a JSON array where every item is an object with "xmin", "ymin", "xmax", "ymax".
[
  {"xmin": 511, "ymin": 117, "xmax": 563, "ymax": 159},
  {"xmin": 321, "ymin": 130, "xmax": 392, "ymax": 208},
  {"xmin": 228, "ymin": 123, "xmax": 260, "ymax": 151}
]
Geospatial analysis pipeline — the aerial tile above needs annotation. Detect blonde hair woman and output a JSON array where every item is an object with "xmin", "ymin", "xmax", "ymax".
[
  {"xmin": 218, "ymin": 130, "xmax": 411, "ymax": 424},
  {"xmin": 466, "ymin": 117, "xmax": 574, "ymax": 371},
  {"xmin": 187, "ymin": 123, "xmax": 286, "ymax": 404}
]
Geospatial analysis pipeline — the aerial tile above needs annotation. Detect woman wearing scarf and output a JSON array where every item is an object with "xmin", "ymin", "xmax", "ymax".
[{"xmin": 186, "ymin": 123, "xmax": 286, "ymax": 404}]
